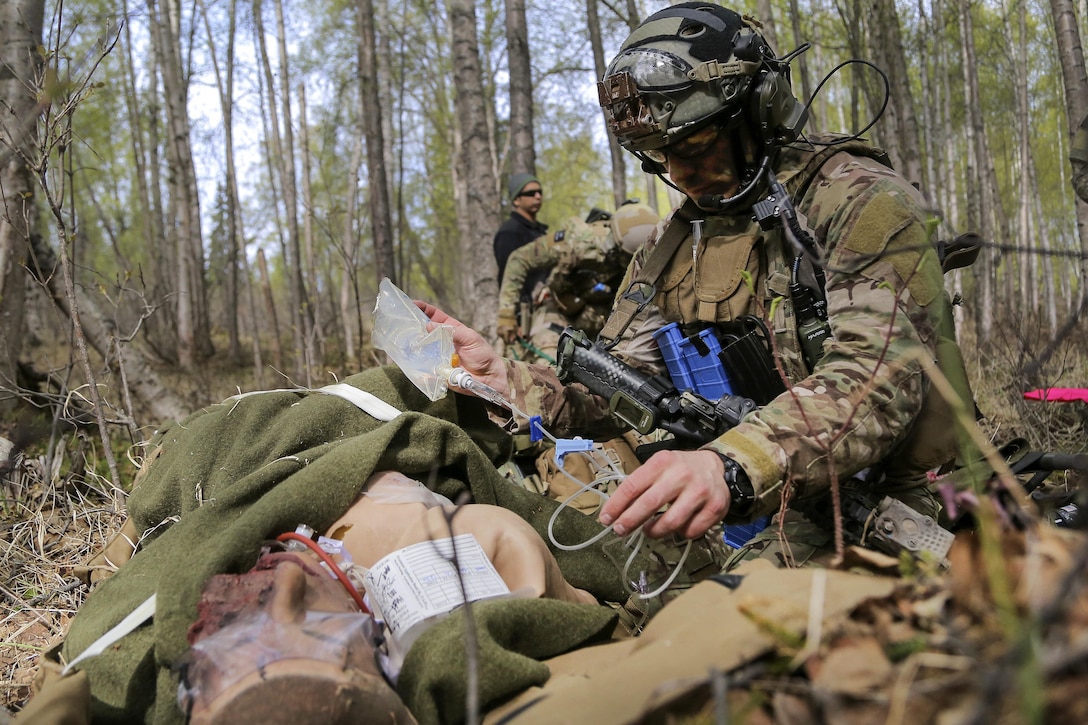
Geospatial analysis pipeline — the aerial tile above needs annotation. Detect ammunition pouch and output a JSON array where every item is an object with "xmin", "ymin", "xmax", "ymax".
[{"xmin": 716, "ymin": 316, "xmax": 787, "ymax": 406}]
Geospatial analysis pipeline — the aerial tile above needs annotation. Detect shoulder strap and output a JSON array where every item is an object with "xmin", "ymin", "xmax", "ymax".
[{"xmin": 597, "ymin": 200, "xmax": 698, "ymax": 346}]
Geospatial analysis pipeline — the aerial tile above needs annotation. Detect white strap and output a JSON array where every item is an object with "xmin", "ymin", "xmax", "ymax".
[
  {"xmin": 224, "ymin": 384, "xmax": 403, "ymax": 422},
  {"xmin": 316, "ymin": 384, "xmax": 402, "ymax": 421},
  {"xmin": 63, "ymin": 594, "xmax": 157, "ymax": 674}
]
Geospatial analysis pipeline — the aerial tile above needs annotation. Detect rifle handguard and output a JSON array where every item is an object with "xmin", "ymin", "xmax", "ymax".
[{"xmin": 555, "ymin": 327, "xmax": 756, "ymax": 442}]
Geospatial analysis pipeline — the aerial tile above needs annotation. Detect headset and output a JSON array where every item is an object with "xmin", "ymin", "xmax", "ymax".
[{"xmin": 733, "ymin": 28, "xmax": 809, "ymax": 147}]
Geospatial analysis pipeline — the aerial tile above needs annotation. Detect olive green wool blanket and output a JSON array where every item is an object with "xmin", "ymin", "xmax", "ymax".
[{"xmin": 60, "ymin": 366, "xmax": 621, "ymax": 724}]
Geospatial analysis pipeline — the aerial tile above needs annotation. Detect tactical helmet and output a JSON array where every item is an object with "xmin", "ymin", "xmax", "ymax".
[
  {"xmin": 610, "ymin": 202, "xmax": 660, "ymax": 254},
  {"xmin": 598, "ymin": 3, "xmax": 806, "ymax": 157}
]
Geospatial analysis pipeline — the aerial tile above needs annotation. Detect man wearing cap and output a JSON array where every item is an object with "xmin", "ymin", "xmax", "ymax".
[
  {"xmin": 493, "ymin": 173, "xmax": 555, "ymax": 360},
  {"xmin": 494, "ymin": 173, "xmax": 548, "ymax": 286}
]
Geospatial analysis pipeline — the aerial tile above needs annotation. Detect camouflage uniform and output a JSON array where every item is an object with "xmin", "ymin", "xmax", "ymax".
[
  {"xmin": 1071, "ymin": 110, "xmax": 1088, "ymax": 204},
  {"xmin": 498, "ymin": 216, "xmax": 632, "ymax": 363},
  {"xmin": 493, "ymin": 137, "xmax": 967, "ymax": 540}
]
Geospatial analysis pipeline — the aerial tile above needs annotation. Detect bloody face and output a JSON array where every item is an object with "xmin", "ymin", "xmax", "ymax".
[{"xmin": 177, "ymin": 553, "xmax": 413, "ymax": 724}]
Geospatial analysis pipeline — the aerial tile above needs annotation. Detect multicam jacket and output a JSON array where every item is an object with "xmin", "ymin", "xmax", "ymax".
[{"xmin": 497, "ymin": 136, "xmax": 970, "ymax": 521}]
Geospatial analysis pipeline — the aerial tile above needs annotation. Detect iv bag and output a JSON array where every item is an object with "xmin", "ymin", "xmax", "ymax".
[{"xmin": 371, "ymin": 278, "xmax": 454, "ymax": 401}]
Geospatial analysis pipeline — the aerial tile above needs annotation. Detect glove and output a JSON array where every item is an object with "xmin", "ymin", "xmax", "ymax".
[{"xmin": 497, "ymin": 308, "xmax": 519, "ymax": 344}]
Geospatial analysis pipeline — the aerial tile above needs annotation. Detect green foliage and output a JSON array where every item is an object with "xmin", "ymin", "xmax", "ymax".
[{"xmin": 536, "ymin": 105, "xmax": 613, "ymax": 227}]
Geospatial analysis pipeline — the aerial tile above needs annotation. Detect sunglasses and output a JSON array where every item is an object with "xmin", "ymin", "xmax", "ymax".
[{"xmin": 517, "ymin": 188, "xmax": 543, "ymax": 198}]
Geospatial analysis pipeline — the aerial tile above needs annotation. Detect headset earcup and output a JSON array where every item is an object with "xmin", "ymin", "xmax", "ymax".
[{"xmin": 752, "ymin": 69, "xmax": 807, "ymax": 144}]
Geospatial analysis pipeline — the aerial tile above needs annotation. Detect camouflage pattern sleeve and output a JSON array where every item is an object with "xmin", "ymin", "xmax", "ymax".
[
  {"xmin": 497, "ymin": 233, "xmax": 556, "ymax": 315},
  {"xmin": 487, "ymin": 303, "xmax": 671, "ymax": 438},
  {"xmin": 707, "ymin": 154, "xmax": 944, "ymax": 520}
]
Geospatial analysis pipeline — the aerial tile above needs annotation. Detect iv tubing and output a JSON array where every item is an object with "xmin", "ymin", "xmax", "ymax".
[
  {"xmin": 276, "ymin": 531, "xmax": 371, "ymax": 614},
  {"xmin": 443, "ymin": 363, "xmax": 696, "ymax": 600}
]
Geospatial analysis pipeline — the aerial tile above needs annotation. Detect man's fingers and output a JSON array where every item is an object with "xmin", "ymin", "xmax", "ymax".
[
  {"xmin": 603, "ymin": 449, "xmax": 732, "ymax": 540},
  {"xmin": 600, "ymin": 451, "xmax": 681, "ymax": 535},
  {"xmin": 414, "ymin": 300, "xmax": 460, "ymax": 327},
  {"xmin": 646, "ymin": 481, "xmax": 727, "ymax": 539}
]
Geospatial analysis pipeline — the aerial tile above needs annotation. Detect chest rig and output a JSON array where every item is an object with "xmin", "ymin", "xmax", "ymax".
[{"xmin": 600, "ymin": 139, "xmax": 883, "ymax": 388}]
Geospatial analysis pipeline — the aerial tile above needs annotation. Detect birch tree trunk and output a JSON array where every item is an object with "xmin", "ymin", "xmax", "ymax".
[
  {"xmin": 1049, "ymin": 0, "xmax": 1088, "ymax": 327},
  {"xmin": 916, "ymin": 0, "xmax": 940, "ymax": 218},
  {"xmin": 254, "ymin": 0, "xmax": 307, "ymax": 381},
  {"xmin": 587, "ymin": 0, "xmax": 627, "ymax": 208},
  {"xmin": 614, "ymin": 0, "xmax": 659, "ymax": 209},
  {"xmin": 448, "ymin": 0, "xmax": 501, "ymax": 330},
  {"xmin": 120, "ymin": 0, "xmax": 174, "ymax": 362},
  {"xmin": 377, "ymin": 0, "xmax": 399, "ymax": 282},
  {"xmin": 197, "ymin": 0, "xmax": 243, "ymax": 365},
  {"xmin": 785, "ymin": 0, "xmax": 814, "ymax": 124},
  {"xmin": 272, "ymin": 0, "xmax": 313, "ymax": 382},
  {"xmin": 505, "ymin": 0, "xmax": 535, "ymax": 177},
  {"xmin": 142, "ymin": 24, "xmax": 174, "ymax": 362},
  {"xmin": 834, "ymin": 0, "xmax": 867, "ymax": 140},
  {"xmin": 868, "ymin": 0, "xmax": 923, "ymax": 185},
  {"xmin": 960, "ymin": 1, "xmax": 995, "ymax": 343},
  {"xmin": 223, "ymin": 0, "xmax": 263, "ymax": 382},
  {"xmin": 359, "ymin": 0, "xmax": 396, "ymax": 285},
  {"xmin": 340, "ymin": 92, "xmax": 365, "ymax": 371},
  {"xmin": 149, "ymin": 0, "xmax": 211, "ymax": 368},
  {"xmin": 297, "ymin": 82, "xmax": 324, "ymax": 365},
  {"xmin": 0, "ymin": 0, "xmax": 44, "ymax": 416},
  {"xmin": 257, "ymin": 247, "xmax": 284, "ymax": 372},
  {"xmin": 1008, "ymin": 0, "xmax": 1055, "ymax": 330},
  {"xmin": 755, "ymin": 0, "xmax": 779, "ymax": 52}
]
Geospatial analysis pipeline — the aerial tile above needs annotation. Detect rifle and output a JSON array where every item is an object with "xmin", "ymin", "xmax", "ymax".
[{"xmin": 555, "ymin": 327, "xmax": 757, "ymax": 445}]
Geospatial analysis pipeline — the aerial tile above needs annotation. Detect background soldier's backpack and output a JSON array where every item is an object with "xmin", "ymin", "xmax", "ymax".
[
  {"xmin": 549, "ymin": 202, "xmax": 661, "ymax": 338},
  {"xmin": 547, "ymin": 218, "xmax": 628, "ymax": 318}
]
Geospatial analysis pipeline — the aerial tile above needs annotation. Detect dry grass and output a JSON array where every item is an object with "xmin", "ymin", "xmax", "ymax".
[{"xmin": 0, "ymin": 447, "xmax": 127, "ymax": 715}]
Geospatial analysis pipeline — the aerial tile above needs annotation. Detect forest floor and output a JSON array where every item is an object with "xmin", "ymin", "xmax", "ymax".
[{"xmin": 1, "ymin": 327, "xmax": 1087, "ymax": 722}]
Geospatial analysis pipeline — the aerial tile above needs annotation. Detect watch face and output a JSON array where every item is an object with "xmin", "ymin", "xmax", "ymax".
[{"xmin": 716, "ymin": 453, "xmax": 753, "ymax": 503}]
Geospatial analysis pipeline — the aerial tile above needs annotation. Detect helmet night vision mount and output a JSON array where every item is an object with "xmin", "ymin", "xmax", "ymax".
[{"xmin": 598, "ymin": 3, "xmax": 810, "ymax": 213}]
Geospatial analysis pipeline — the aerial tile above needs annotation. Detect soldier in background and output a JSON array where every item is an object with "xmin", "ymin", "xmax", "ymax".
[
  {"xmin": 493, "ymin": 173, "xmax": 549, "ymax": 358},
  {"xmin": 497, "ymin": 201, "xmax": 661, "ymax": 363}
]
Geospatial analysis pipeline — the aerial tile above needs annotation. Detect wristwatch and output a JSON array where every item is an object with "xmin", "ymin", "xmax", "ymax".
[{"xmin": 713, "ymin": 452, "xmax": 754, "ymax": 516}]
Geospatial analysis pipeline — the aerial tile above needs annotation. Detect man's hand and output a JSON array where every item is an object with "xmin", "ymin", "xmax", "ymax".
[
  {"xmin": 599, "ymin": 449, "xmax": 731, "ymax": 540},
  {"xmin": 496, "ymin": 308, "xmax": 519, "ymax": 344},
  {"xmin": 414, "ymin": 301, "xmax": 511, "ymax": 400}
]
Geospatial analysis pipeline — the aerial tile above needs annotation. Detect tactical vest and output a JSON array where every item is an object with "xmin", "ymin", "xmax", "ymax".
[{"xmin": 600, "ymin": 137, "xmax": 977, "ymax": 485}]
